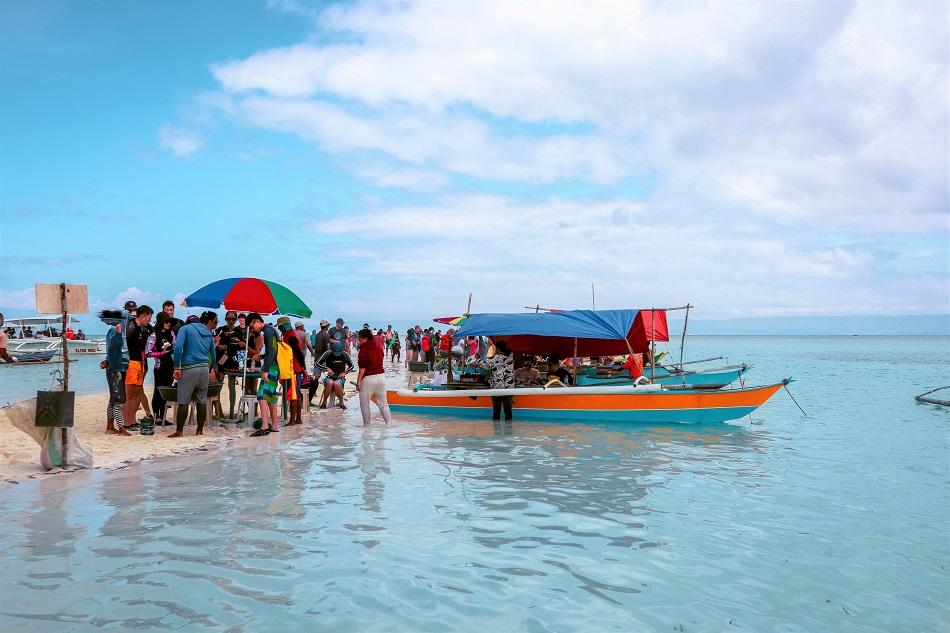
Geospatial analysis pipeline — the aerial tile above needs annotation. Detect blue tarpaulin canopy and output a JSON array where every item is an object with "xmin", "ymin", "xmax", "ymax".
[{"xmin": 455, "ymin": 309, "xmax": 668, "ymax": 357}]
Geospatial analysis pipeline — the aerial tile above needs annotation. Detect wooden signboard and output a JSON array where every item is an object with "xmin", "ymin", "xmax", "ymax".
[{"xmin": 35, "ymin": 284, "xmax": 89, "ymax": 315}]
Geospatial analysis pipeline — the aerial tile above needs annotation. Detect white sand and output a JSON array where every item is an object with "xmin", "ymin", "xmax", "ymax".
[{"xmin": 0, "ymin": 369, "xmax": 369, "ymax": 485}]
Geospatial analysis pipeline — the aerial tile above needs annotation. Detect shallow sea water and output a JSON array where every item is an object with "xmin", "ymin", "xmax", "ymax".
[{"xmin": 0, "ymin": 336, "xmax": 947, "ymax": 632}]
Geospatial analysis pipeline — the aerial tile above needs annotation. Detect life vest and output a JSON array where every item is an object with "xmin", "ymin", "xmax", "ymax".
[
  {"xmin": 277, "ymin": 341, "xmax": 294, "ymax": 379},
  {"xmin": 421, "ymin": 336, "xmax": 431, "ymax": 351}
]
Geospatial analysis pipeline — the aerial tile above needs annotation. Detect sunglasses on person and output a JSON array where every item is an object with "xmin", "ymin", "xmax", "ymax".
[{"xmin": 226, "ymin": 317, "xmax": 236, "ymax": 322}]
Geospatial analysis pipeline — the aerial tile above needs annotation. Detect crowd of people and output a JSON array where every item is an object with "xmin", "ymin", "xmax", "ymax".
[
  {"xmin": 97, "ymin": 300, "xmax": 394, "ymax": 438},
  {"xmin": 92, "ymin": 301, "xmax": 618, "ymax": 434}
]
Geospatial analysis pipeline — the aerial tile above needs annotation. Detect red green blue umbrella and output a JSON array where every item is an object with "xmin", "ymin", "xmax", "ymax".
[
  {"xmin": 182, "ymin": 277, "xmax": 312, "ymax": 318},
  {"xmin": 434, "ymin": 315, "xmax": 468, "ymax": 326}
]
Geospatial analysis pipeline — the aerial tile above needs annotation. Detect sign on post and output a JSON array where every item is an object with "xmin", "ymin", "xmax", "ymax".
[{"xmin": 35, "ymin": 284, "xmax": 89, "ymax": 314}]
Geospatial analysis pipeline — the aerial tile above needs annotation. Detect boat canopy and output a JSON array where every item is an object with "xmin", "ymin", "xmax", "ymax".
[
  {"xmin": 455, "ymin": 309, "xmax": 669, "ymax": 357},
  {"xmin": 6, "ymin": 316, "xmax": 81, "ymax": 327}
]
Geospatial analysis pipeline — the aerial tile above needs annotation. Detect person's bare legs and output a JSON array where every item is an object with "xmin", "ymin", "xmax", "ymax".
[
  {"xmin": 136, "ymin": 386, "xmax": 153, "ymax": 419},
  {"xmin": 258, "ymin": 397, "xmax": 273, "ymax": 430},
  {"xmin": 267, "ymin": 402, "xmax": 280, "ymax": 431},
  {"xmin": 107, "ymin": 403, "xmax": 130, "ymax": 435},
  {"xmin": 123, "ymin": 384, "xmax": 136, "ymax": 426}
]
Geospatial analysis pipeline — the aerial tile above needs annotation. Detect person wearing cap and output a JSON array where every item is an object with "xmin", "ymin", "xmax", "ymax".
[
  {"xmin": 309, "ymin": 319, "xmax": 332, "ymax": 407},
  {"xmin": 99, "ymin": 309, "xmax": 130, "ymax": 434},
  {"xmin": 390, "ymin": 330, "xmax": 401, "ymax": 363},
  {"xmin": 277, "ymin": 316, "xmax": 308, "ymax": 425},
  {"xmin": 170, "ymin": 310, "xmax": 218, "ymax": 438},
  {"xmin": 314, "ymin": 340, "xmax": 354, "ymax": 409},
  {"xmin": 328, "ymin": 318, "xmax": 346, "ymax": 343}
]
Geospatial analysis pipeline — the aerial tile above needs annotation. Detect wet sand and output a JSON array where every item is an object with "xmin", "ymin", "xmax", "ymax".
[{"xmin": 0, "ymin": 371, "xmax": 367, "ymax": 485}]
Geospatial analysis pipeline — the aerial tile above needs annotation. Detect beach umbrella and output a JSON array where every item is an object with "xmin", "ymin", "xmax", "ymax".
[
  {"xmin": 183, "ymin": 277, "xmax": 312, "ymax": 318},
  {"xmin": 182, "ymin": 277, "xmax": 313, "ymax": 390},
  {"xmin": 434, "ymin": 315, "xmax": 467, "ymax": 326}
]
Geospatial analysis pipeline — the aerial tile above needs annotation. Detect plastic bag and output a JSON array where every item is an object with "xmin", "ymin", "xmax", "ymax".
[
  {"xmin": 41, "ymin": 427, "xmax": 94, "ymax": 470},
  {"xmin": 1, "ymin": 398, "xmax": 94, "ymax": 470},
  {"xmin": 1, "ymin": 399, "xmax": 46, "ymax": 446}
]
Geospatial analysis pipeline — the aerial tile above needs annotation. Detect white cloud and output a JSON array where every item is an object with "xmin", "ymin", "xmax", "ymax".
[
  {"xmin": 0, "ymin": 287, "xmax": 36, "ymax": 311},
  {"xmin": 209, "ymin": 1, "xmax": 947, "ymax": 228},
  {"xmin": 198, "ymin": 1, "xmax": 948, "ymax": 315},
  {"xmin": 356, "ymin": 165, "xmax": 450, "ymax": 191},
  {"xmin": 158, "ymin": 124, "xmax": 203, "ymax": 157},
  {"xmin": 298, "ymin": 193, "xmax": 944, "ymax": 317}
]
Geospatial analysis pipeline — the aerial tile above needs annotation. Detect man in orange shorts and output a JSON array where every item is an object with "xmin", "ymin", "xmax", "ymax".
[{"xmin": 123, "ymin": 304, "xmax": 154, "ymax": 429}]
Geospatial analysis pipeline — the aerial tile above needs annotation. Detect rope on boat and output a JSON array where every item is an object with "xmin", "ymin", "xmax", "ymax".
[{"xmin": 782, "ymin": 378, "xmax": 807, "ymax": 416}]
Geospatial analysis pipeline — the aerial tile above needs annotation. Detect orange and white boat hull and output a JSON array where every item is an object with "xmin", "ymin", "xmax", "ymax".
[{"xmin": 387, "ymin": 381, "xmax": 787, "ymax": 424}]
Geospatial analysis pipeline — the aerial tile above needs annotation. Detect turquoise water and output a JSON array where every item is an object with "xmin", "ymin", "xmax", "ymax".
[{"xmin": 0, "ymin": 336, "xmax": 947, "ymax": 631}]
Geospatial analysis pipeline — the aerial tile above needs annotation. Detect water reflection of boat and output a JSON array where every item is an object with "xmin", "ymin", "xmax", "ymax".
[{"xmin": 4, "ymin": 317, "xmax": 105, "ymax": 355}]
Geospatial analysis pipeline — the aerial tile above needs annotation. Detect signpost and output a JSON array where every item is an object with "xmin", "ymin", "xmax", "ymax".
[{"xmin": 34, "ymin": 283, "xmax": 88, "ymax": 469}]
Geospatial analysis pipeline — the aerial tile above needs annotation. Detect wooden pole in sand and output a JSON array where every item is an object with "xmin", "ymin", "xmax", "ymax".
[{"xmin": 60, "ymin": 283, "xmax": 69, "ymax": 468}]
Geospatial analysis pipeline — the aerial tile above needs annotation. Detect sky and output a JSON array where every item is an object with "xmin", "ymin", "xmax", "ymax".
[{"xmin": 1, "ymin": 0, "xmax": 947, "ymax": 326}]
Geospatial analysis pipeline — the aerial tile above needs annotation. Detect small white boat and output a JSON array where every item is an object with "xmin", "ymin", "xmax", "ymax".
[{"xmin": 3, "ymin": 317, "xmax": 105, "ymax": 355}]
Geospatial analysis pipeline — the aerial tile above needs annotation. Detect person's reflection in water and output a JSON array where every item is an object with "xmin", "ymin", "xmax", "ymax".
[
  {"xmin": 357, "ymin": 430, "xmax": 390, "ymax": 515},
  {"xmin": 492, "ymin": 419, "xmax": 513, "ymax": 436}
]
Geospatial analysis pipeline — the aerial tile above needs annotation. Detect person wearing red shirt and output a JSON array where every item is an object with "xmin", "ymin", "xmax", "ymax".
[
  {"xmin": 439, "ymin": 328, "xmax": 455, "ymax": 353},
  {"xmin": 622, "ymin": 353, "xmax": 644, "ymax": 379},
  {"xmin": 356, "ymin": 328, "xmax": 392, "ymax": 426}
]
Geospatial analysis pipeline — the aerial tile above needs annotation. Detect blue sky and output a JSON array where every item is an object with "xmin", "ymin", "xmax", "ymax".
[{"xmin": 1, "ymin": 0, "xmax": 947, "ymax": 327}]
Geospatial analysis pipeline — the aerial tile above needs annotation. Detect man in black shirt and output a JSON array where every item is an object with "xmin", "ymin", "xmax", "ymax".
[
  {"xmin": 215, "ymin": 310, "xmax": 246, "ymax": 418},
  {"xmin": 162, "ymin": 300, "xmax": 185, "ymax": 334},
  {"xmin": 124, "ymin": 304, "xmax": 154, "ymax": 427}
]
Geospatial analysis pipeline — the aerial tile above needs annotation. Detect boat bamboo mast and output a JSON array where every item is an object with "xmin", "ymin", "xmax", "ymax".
[
  {"xmin": 573, "ymin": 337, "xmax": 578, "ymax": 385},
  {"xmin": 650, "ymin": 308, "xmax": 655, "ymax": 383},
  {"xmin": 678, "ymin": 303, "xmax": 692, "ymax": 368}
]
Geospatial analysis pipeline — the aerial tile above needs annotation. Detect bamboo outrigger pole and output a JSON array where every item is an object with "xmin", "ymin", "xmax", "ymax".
[
  {"xmin": 572, "ymin": 337, "xmax": 578, "ymax": 385},
  {"xmin": 447, "ymin": 293, "xmax": 473, "ymax": 384}
]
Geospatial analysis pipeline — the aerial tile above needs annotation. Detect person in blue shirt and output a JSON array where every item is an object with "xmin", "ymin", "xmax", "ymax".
[{"xmin": 169, "ymin": 311, "xmax": 217, "ymax": 438}]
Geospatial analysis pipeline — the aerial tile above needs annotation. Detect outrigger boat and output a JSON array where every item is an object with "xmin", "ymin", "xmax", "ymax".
[
  {"xmin": 3, "ymin": 317, "xmax": 105, "ymax": 355},
  {"xmin": 0, "ymin": 350, "xmax": 56, "ymax": 364},
  {"xmin": 575, "ymin": 363, "xmax": 749, "ymax": 389},
  {"xmin": 389, "ymin": 309, "xmax": 787, "ymax": 424}
]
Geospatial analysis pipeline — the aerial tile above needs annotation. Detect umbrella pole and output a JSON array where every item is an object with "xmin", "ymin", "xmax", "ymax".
[{"xmin": 242, "ymin": 326, "xmax": 250, "ymax": 419}]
